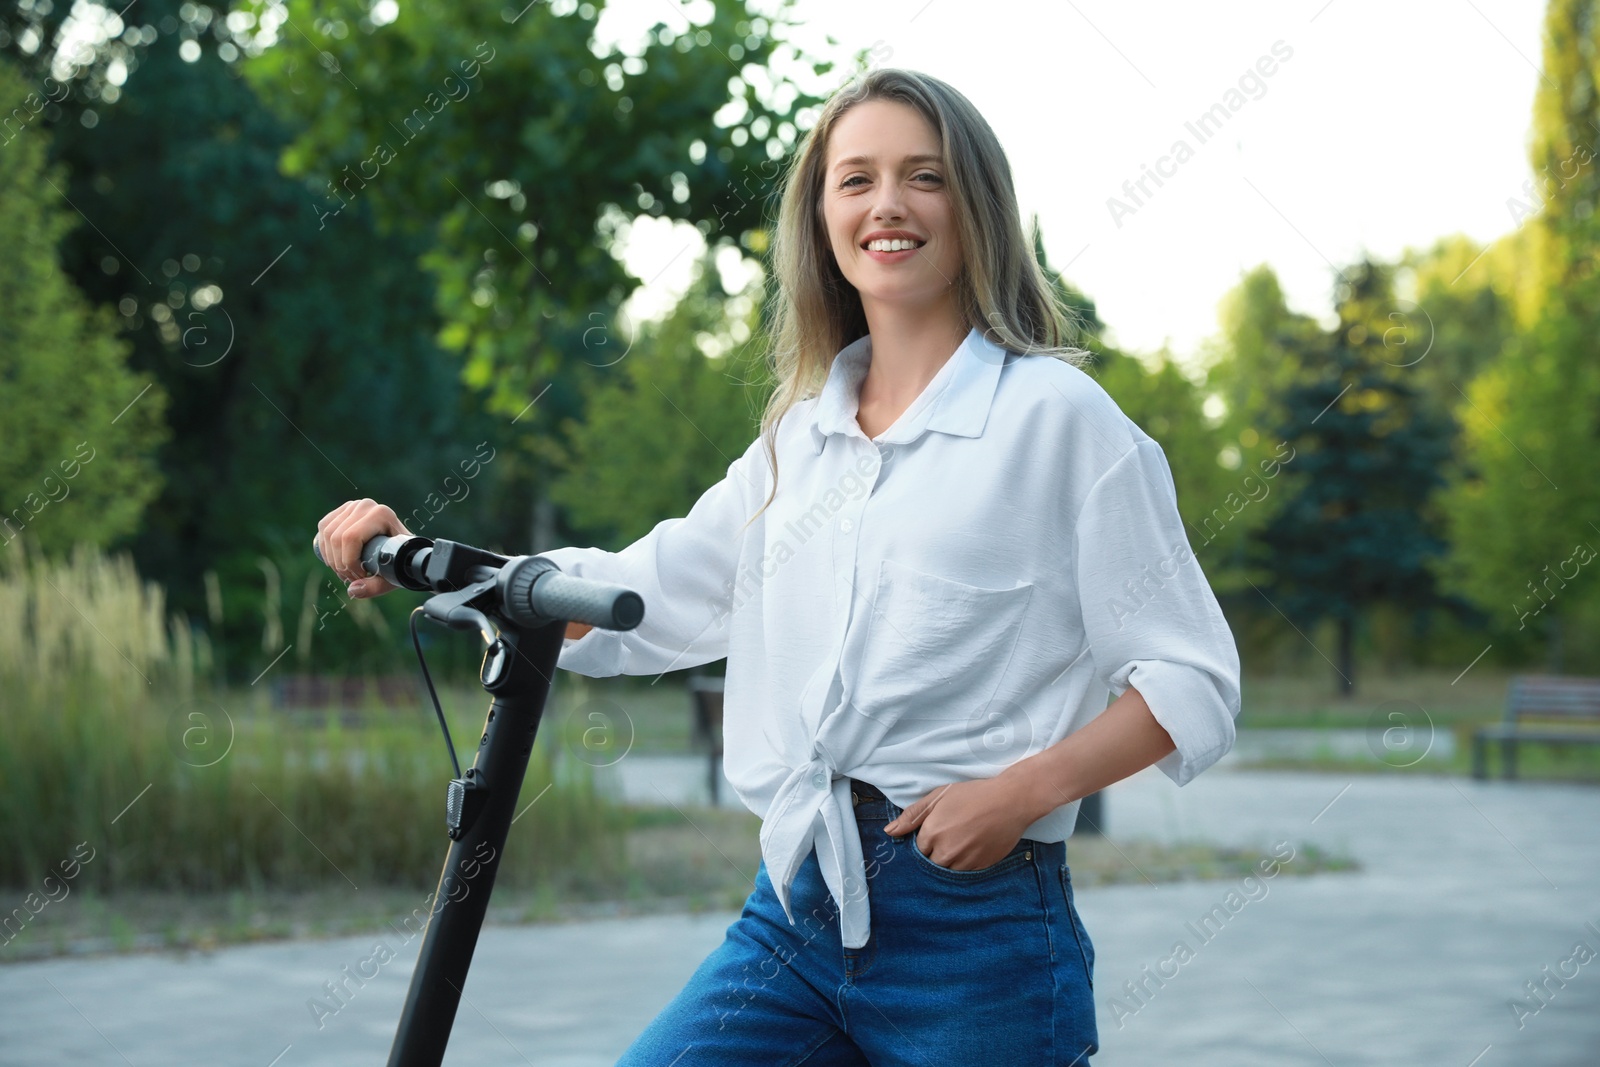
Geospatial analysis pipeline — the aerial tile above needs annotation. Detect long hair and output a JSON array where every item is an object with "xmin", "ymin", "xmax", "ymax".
[{"xmin": 744, "ymin": 68, "xmax": 1090, "ymax": 527}]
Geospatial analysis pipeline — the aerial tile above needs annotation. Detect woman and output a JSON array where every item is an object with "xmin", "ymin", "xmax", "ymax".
[{"xmin": 316, "ymin": 68, "xmax": 1240, "ymax": 1066}]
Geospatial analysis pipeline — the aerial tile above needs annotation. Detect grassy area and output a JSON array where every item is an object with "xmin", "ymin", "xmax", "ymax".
[
  {"xmin": 22, "ymin": 544, "xmax": 1548, "ymax": 965},
  {"xmin": 1238, "ymin": 666, "xmax": 1514, "ymax": 728},
  {"xmin": 1229, "ymin": 667, "xmax": 1600, "ymax": 783},
  {"xmin": 523, "ymin": 673, "xmax": 706, "ymax": 755},
  {"xmin": 548, "ymin": 669, "xmax": 1600, "ymax": 785},
  {"xmin": 557, "ymin": 665, "xmax": 1535, "ymax": 752},
  {"xmin": 1234, "ymin": 737, "xmax": 1600, "ymax": 782},
  {"xmin": 0, "ymin": 801, "xmax": 1357, "ymax": 961},
  {"xmin": 0, "ymin": 544, "xmax": 627, "ymax": 898},
  {"xmin": 1062, "ymin": 836, "xmax": 1357, "ymax": 886}
]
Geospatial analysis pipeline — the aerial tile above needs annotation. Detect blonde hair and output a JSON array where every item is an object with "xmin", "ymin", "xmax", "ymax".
[{"xmin": 744, "ymin": 68, "xmax": 1089, "ymax": 527}]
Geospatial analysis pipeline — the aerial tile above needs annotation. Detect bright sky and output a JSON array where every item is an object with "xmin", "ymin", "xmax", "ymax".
[{"xmin": 602, "ymin": 0, "xmax": 1546, "ymax": 372}]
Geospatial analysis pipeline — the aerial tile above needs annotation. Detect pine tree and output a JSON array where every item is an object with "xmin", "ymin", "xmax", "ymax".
[{"xmin": 1255, "ymin": 259, "xmax": 1457, "ymax": 696}]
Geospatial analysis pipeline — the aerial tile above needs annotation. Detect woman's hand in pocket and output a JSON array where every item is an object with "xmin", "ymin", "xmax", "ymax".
[{"xmin": 883, "ymin": 775, "xmax": 1035, "ymax": 871}]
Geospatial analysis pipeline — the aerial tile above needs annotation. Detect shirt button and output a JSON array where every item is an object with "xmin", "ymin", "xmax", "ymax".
[
  {"xmin": 840, "ymin": 518, "xmax": 853, "ymax": 533},
  {"xmin": 812, "ymin": 770, "xmax": 829, "ymax": 790}
]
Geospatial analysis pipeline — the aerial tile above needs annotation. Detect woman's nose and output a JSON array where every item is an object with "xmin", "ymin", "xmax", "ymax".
[{"xmin": 872, "ymin": 189, "xmax": 906, "ymax": 221}]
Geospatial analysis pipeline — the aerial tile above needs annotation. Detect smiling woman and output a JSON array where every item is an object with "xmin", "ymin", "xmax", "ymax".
[
  {"xmin": 532, "ymin": 68, "xmax": 1240, "ymax": 1067},
  {"xmin": 316, "ymin": 65, "xmax": 1242, "ymax": 1067},
  {"xmin": 818, "ymin": 100, "xmax": 969, "ymax": 440}
]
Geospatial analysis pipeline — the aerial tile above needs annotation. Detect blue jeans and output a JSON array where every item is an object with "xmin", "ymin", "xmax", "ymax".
[{"xmin": 617, "ymin": 778, "xmax": 1099, "ymax": 1066}]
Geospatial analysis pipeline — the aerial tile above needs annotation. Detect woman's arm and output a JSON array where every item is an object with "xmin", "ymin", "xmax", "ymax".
[
  {"xmin": 998, "ymin": 683, "xmax": 1174, "ymax": 826},
  {"xmin": 883, "ymin": 685, "xmax": 1175, "ymax": 865},
  {"xmin": 543, "ymin": 436, "xmax": 766, "ymax": 677}
]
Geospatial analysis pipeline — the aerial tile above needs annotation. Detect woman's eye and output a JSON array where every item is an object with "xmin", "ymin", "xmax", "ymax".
[{"xmin": 838, "ymin": 173, "xmax": 934, "ymax": 189}]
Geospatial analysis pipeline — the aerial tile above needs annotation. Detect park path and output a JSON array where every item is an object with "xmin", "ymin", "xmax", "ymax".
[{"xmin": 1, "ymin": 759, "xmax": 1595, "ymax": 1066}]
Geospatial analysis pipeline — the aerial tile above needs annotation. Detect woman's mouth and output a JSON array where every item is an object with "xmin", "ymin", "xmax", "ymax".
[{"xmin": 861, "ymin": 237, "xmax": 926, "ymax": 261}]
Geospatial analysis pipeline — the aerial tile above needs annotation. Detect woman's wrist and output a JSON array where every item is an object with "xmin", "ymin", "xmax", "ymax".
[
  {"xmin": 999, "ymin": 685, "xmax": 1174, "ymax": 826},
  {"xmin": 999, "ymin": 750, "xmax": 1079, "ymax": 826}
]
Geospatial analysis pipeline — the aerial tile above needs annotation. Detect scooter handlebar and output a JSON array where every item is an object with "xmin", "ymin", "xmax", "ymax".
[{"xmin": 313, "ymin": 534, "xmax": 643, "ymax": 632}]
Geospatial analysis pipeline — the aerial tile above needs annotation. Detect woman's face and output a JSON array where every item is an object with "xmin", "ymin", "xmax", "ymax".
[{"xmin": 820, "ymin": 98, "xmax": 962, "ymax": 312}]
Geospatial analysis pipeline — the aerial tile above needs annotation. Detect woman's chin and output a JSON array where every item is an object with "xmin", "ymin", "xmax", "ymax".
[{"xmin": 853, "ymin": 285, "xmax": 958, "ymax": 314}]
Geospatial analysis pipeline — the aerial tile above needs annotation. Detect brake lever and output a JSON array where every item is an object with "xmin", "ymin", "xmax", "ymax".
[{"xmin": 421, "ymin": 576, "xmax": 500, "ymax": 645}]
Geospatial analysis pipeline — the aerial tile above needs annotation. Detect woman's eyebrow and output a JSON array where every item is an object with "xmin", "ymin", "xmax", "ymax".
[{"xmin": 831, "ymin": 153, "xmax": 943, "ymax": 171}]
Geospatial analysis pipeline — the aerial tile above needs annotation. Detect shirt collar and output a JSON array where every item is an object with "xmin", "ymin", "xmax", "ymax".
[{"xmin": 807, "ymin": 326, "xmax": 1009, "ymax": 455}]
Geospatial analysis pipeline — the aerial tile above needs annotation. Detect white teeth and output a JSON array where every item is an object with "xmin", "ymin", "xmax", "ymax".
[{"xmin": 866, "ymin": 238, "xmax": 923, "ymax": 252}]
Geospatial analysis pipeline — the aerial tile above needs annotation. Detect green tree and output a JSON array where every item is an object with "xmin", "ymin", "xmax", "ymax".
[
  {"xmin": 1093, "ymin": 351, "xmax": 1235, "ymax": 565},
  {"xmin": 6, "ymin": 3, "xmax": 507, "ymax": 678},
  {"xmin": 241, "ymin": 0, "xmax": 826, "ymax": 420},
  {"xmin": 1396, "ymin": 234, "xmax": 1517, "ymax": 402},
  {"xmin": 1255, "ymin": 259, "xmax": 1458, "ymax": 696},
  {"xmin": 549, "ymin": 250, "xmax": 767, "ymax": 547},
  {"xmin": 1044, "ymin": 226, "xmax": 1235, "ymax": 586},
  {"xmin": 0, "ymin": 56, "xmax": 167, "ymax": 557},
  {"xmin": 1437, "ymin": 0, "xmax": 1600, "ymax": 668},
  {"xmin": 1205, "ymin": 263, "xmax": 1323, "ymax": 444}
]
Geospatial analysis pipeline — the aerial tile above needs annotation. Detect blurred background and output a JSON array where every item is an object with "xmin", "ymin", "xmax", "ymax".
[{"xmin": 1, "ymin": 0, "xmax": 1595, "ymax": 1064}]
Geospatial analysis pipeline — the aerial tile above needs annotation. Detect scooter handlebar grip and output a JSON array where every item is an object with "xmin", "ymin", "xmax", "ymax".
[{"xmin": 501, "ymin": 558, "xmax": 643, "ymax": 632}]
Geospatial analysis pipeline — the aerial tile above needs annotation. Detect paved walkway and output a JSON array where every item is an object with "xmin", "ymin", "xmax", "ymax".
[{"xmin": 2, "ymin": 762, "xmax": 1595, "ymax": 1066}]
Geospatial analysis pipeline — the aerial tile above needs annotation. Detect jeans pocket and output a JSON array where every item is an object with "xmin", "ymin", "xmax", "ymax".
[
  {"xmin": 909, "ymin": 829, "xmax": 1034, "ymax": 881},
  {"xmin": 1058, "ymin": 865, "xmax": 1094, "ymax": 989}
]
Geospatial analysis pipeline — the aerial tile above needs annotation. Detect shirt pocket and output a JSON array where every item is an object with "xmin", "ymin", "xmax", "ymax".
[{"xmin": 846, "ymin": 558, "xmax": 1034, "ymax": 725}]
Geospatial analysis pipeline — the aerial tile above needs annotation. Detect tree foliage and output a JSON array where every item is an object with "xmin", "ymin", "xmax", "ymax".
[
  {"xmin": 1396, "ymin": 234, "xmax": 1517, "ymax": 399},
  {"xmin": 1093, "ymin": 353, "xmax": 1235, "ymax": 559},
  {"xmin": 3, "ymin": 2, "xmax": 512, "ymax": 678},
  {"xmin": 1206, "ymin": 263, "xmax": 1322, "ymax": 443},
  {"xmin": 549, "ymin": 251, "xmax": 768, "ymax": 547},
  {"xmin": 0, "ymin": 56, "xmax": 168, "ymax": 558},
  {"xmin": 241, "ymin": 0, "xmax": 827, "ymax": 419},
  {"xmin": 1436, "ymin": 0, "xmax": 1600, "ymax": 666},
  {"xmin": 1255, "ymin": 259, "xmax": 1458, "ymax": 694}
]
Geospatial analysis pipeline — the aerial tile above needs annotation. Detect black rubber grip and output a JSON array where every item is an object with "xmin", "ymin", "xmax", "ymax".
[
  {"xmin": 310, "ymin": 536, "xmax": 379, "ymax": 576},
  {"xmin": 362, "ymin": 537, "xmax": 384, "ymax": 577},
  {"xmin": 496, "ymin": 555, "xmax": 643, "ymax": 631}
]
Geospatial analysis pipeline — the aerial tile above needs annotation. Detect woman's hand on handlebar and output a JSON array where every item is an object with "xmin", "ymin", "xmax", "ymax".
[
  {"xmin": 315, "ymin": 502, "xmax": 608, "ymax": 627},
  {"xmin": 314, "ymin": 499, "xmax": 411, "ymax": 599}
]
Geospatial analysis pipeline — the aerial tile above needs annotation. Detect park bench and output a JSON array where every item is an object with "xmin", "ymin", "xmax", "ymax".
[
  {"xmin": 683, "ymin": 673, "xmax": 1103, "ymax": 833},
  {"xmin": 1472, "ymin": 674, "xmax": 1600, "ymax": 780}
]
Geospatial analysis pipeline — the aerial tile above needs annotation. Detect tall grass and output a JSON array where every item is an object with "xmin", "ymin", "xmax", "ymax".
[{"xmin": 0, "ymin": 540, "xmax": 625, "ymax": 895}]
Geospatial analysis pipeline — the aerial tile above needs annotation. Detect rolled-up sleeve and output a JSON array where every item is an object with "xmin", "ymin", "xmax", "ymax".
[
  {"xmin": 537, "ymin": 438, "xmax": 764, "ymax": 678},
  {"xmin": 1073, "ymin": 437, "xmax": 1241, "ymax": 786}
]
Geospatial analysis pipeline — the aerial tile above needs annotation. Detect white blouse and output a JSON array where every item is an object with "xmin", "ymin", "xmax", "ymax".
[{"xmin": 540, "ymin": 326, "xmax": 1241, "ymax": 950}]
